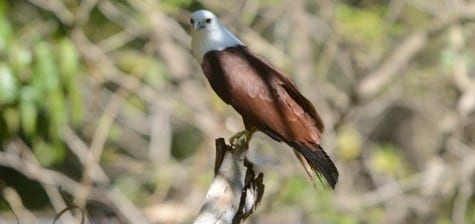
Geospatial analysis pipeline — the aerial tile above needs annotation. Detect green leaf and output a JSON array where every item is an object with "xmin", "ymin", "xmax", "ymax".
[
  {"xmin": 336, "ymin": 4, "xmax": 385, "ymax": 43},
  {"xmin": 34, "ymin": 42, "xmax": 59, "ymax": 92},
  {"xmin": 280, "ymin": 178, "xmax": 312, "ymax": 204},
  {"xmin": 47, "ymin": 88, "xmax": 67, "ymax": 140},
  {"xmin": 0, "ymin": 0, "xmax": 7, "ymax": 16},
  {"xmin": 66, "ymin": 78, "xmax": 84, "ymax": 125},
  {"xmin": 8, "ymin": 43, "xmax": 33, "ymax": 76},
  {"xmin": 159, "ymin": 0, "xmax": 194, "ymax": 12},
  {"xmin": 0, "ymin": 64, "xmax": 18, "ymax": 104},
  {"xmin": 33, "ymin": 139, "xmax": 66, "ymax": 166},
  {"xmin": 337, "ymin": 125, "xmax": 362, "ymax": 160},
  {"xmin": 57, "ymin": 38, "xmax": 84, "ymax": 124},
  {"xmin": 3, "ymin": 108, "xmax": 19, "ymax": 134},
  {"xmin": 0, "ymin": 8, "xmax": 13, "ymax": 52},
  {"xmin": 370, "ymin": 144, "xmax": 407, "ymax": 177},
  {"xmin": 58, "ymin": 38, "xmax": 79, "ymax": 84},
  {"xmin": 20, "ymin": 87, "xmax": 38, "ymax": 137}
]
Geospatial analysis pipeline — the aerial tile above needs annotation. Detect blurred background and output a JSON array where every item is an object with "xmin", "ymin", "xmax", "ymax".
[{"xmin": 0, "ymin": 0, "xmax": 474, "ymax": 223}]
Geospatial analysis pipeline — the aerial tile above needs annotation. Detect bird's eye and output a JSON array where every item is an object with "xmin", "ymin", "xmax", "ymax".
[
  {"xmin": 190, "ymin": 18, "xmax": 194, "ymax": 24},
  {"xmin": 205, "ymin": 18, "xmax": 212, "ymax": 24}
]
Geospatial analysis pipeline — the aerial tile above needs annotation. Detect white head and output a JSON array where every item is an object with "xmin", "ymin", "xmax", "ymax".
[{"xmin": 190, "ymin": 10, "xmax": 244, "ymax": 63}]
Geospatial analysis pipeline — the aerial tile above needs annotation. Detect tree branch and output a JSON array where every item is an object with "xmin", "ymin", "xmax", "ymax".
[{"xmin": 194, "ymin": 138, "xmax": 264, "ymax": 224}]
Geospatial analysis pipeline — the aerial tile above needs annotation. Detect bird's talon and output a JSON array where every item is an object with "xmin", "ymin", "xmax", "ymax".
[
  {"xmin": 229, "ymin": 130, "xmax": 253, "ymax": 148},
  {"xmin": 229, "ymin": 131, "xmax": 245, "ymax": 146}
]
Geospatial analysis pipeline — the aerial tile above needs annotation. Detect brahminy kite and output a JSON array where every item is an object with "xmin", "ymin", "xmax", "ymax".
[{"xmin": 190, "ymin": 10, "xmax": 339, "ymax": 188}]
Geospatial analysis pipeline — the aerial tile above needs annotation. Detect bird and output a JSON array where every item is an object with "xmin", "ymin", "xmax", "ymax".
[{"xmin": 190, "ymin": 9, "xmax": 339, "ymax": 189}]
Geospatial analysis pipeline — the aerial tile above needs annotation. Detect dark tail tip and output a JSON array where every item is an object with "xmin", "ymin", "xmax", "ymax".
[
  {"xmin": 290, "ymin": 143, "xmax": 339, "ymax": 189},
  {"xmin": 316, "ymin": 145, "xmax": 339, "ymax": 189}
]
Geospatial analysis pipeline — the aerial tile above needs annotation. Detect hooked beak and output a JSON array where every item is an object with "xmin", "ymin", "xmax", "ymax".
[{"xmin": 193, "ymin": 21, "xmax": 207, "ymax": 30}]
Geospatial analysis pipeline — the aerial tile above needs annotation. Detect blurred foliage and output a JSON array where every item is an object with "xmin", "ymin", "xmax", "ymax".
[
  {"xmin": 370, "ymin": 144, "xmax": 408, "ymax": 177},
  {"xmin": 337, "ymin": 124, "xmax": 363, "ymax": 160},
  {"xmin": 0, "ymin": 1, "xmax": 84, "ymax": 166},
  {"xmin": 336, "ymin": 4, "xmax": 386, "ymax": 43},
  {"xmin": 0, "ymin": 0, "xmax": 474, "ymax": 223}
]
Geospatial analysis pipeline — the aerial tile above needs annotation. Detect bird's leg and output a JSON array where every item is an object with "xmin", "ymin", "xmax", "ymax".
[{"xmin": 229, "ymin": 128, "xmax": 256, "ymax": 148}]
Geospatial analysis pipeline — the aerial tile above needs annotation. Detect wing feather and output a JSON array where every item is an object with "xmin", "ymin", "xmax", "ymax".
[
  {"xmin": 201, "ymin": 45, "xmax": 338, "ymax": 187},
  {"xmin": 202, "ymin": 45, "xmax": 324, "ymax": 143}
]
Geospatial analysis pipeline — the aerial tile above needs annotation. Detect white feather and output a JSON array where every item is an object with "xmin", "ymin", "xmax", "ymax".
[{"xmin": 191, "ymin": 10, "xmax": 244, "ymax": 63}]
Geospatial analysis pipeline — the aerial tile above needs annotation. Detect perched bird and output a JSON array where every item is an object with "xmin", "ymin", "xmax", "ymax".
[{"xmin": 190, "ymin": 10, "xmax": 338, "ymax": 188}]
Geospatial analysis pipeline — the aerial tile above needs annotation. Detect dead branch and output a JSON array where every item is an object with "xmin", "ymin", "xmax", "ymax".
[{"xmin": 194, "ymin": 138, "xmax": 264, "ymax": 224}]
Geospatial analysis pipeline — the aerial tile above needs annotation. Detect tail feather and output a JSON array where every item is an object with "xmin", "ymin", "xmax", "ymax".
[{"xmin": 288, "ymin": 142, "xmax": 339, "ymax": 189}]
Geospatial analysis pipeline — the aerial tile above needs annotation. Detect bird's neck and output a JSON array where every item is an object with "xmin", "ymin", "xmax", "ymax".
[{"xmin": 192, "ymin": 26, "xmax": 244, "ymax": 63}]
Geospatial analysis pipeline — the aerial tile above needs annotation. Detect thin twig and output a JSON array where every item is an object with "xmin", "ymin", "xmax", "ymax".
[{"xmin": 74, "ymin": 85, "xmax": 135, "ymax": 208}]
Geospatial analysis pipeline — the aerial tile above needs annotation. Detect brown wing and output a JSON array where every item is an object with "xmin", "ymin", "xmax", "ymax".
[
  {"xmin": 201, "ymin": 45, "xmax": 338, "ymax": 188},
  {"xmin": 201, "ymin": 45, "xmax": 324, "ymax": 145}
]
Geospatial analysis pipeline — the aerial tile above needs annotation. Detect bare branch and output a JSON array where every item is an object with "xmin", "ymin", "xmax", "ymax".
[
  {"xmin": 194, "ymin": 138, "xmax": 264, "ymax": 224},
  {"xmin": 2, "ymin": 187, "xmax": 38, "ymax": 223}
]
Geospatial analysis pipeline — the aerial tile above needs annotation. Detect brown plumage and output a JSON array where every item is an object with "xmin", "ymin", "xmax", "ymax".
[{"xmin": 201, "ymin": 45, "xmax": 339, "ymax": 188}]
